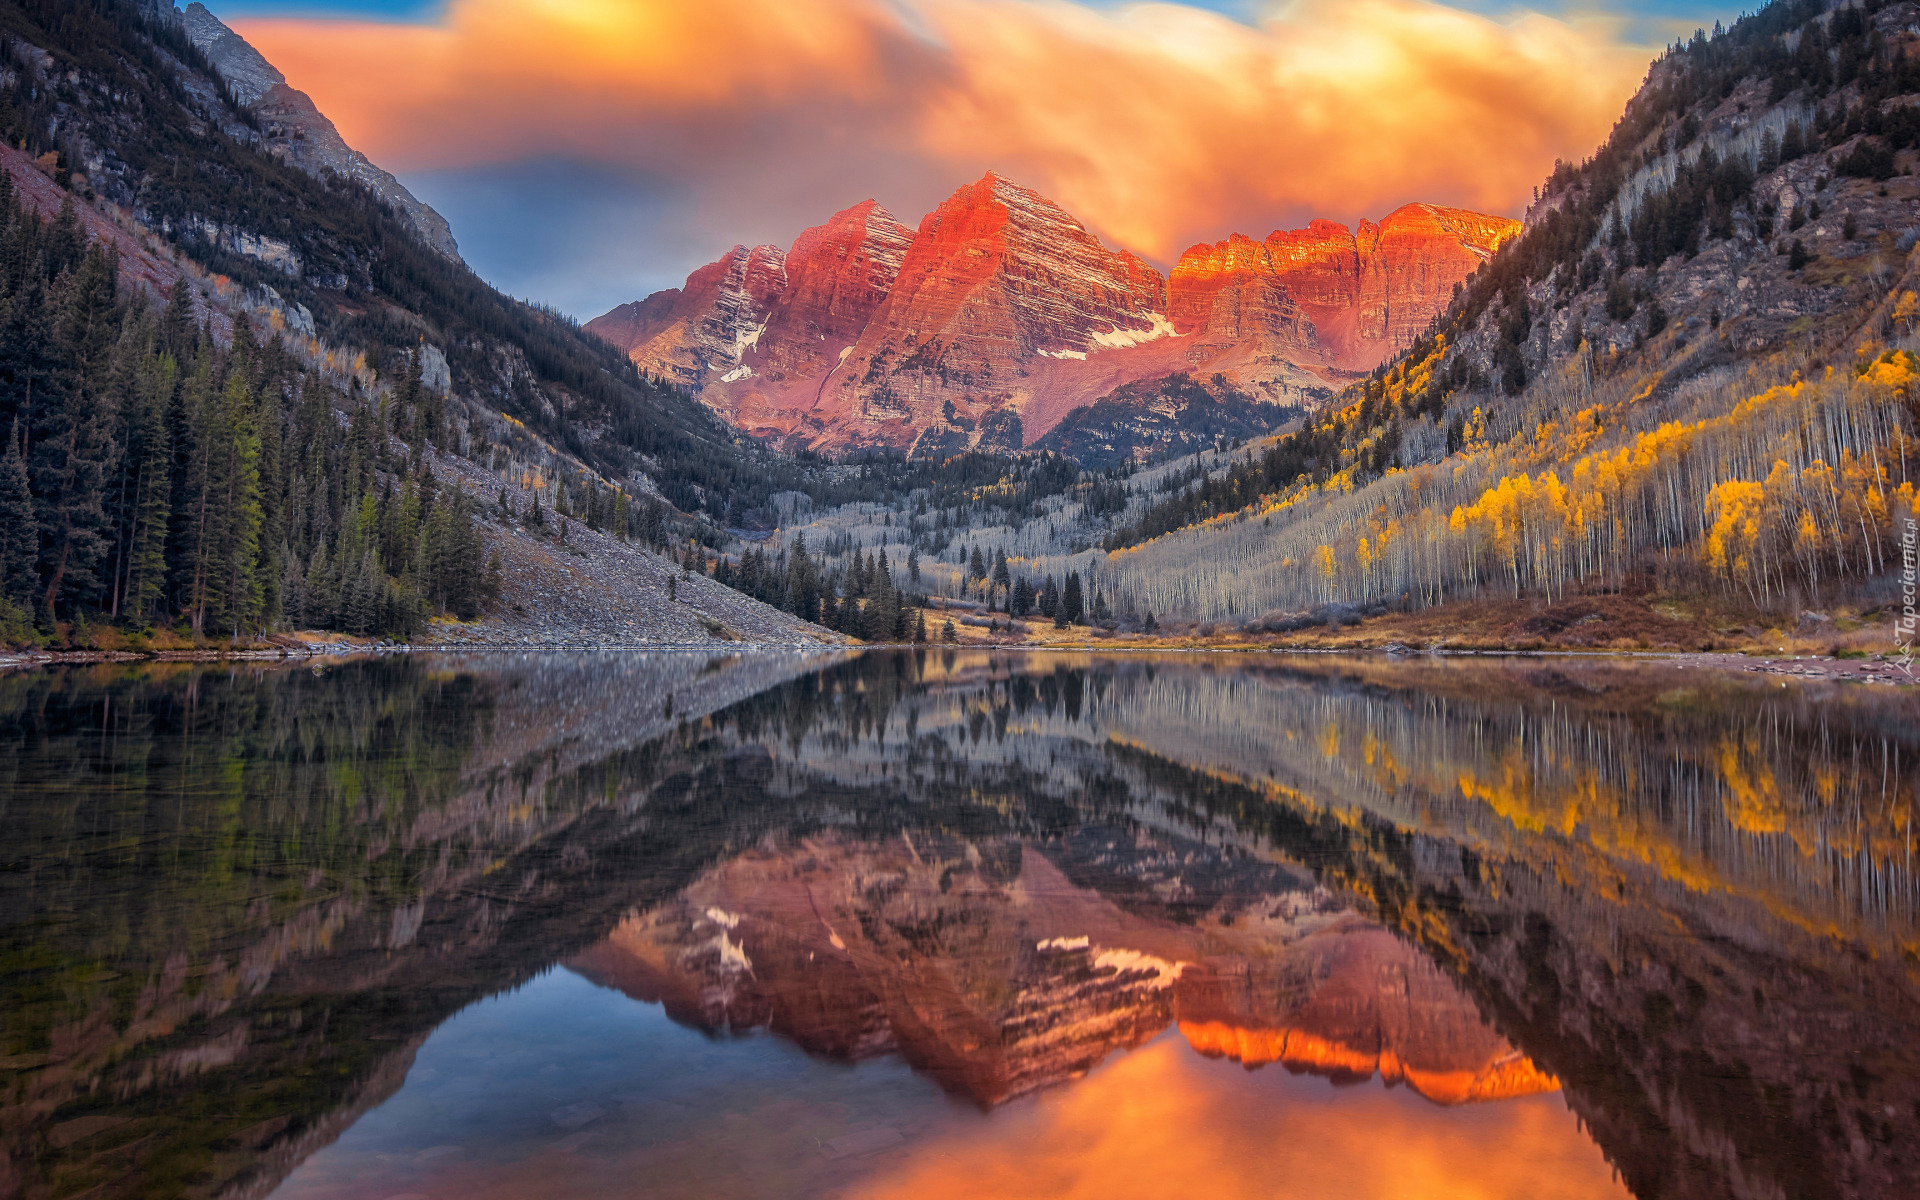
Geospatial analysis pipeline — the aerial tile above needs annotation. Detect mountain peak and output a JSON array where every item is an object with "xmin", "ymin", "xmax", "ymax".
[
  {"xmin": 180, "ymin": 2, "xmax": 284, "ymax": 106},
  {"xmin": 590, "ymin": 180, "xmax": 1514, "ymax": 455},
  {"xmin": 176, "ymin": 2, "xmax": 461, "ymax": 261}
]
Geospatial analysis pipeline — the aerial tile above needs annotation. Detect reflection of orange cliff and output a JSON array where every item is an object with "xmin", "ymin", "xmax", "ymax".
[
  {"xmin": 1175, "ymin": 921, "xmax": 1559, "ymax": 1105},
  {"xmin": 1179, "ymin": 1023, "xmax": 1558, "ymax": 1105},
  {"xmin": 568, "ymin": 831, "xmax": 1552, "ymax": 1110}
]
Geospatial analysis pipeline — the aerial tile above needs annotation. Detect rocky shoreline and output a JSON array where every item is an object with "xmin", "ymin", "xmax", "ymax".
[{"xmin": 3, "ymin": 641, "xmax": 1912, "ymax": 687}]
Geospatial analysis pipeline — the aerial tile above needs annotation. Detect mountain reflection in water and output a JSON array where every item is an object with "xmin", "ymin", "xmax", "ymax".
[{"xmin": 0, "ymin": 651, "xmax": 1915, "ymax": 1200}]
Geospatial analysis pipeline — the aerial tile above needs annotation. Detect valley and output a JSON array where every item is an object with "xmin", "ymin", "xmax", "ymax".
[{"xmin": 0, "ymin": 0, "xmax": 1917, "ymax": 668}]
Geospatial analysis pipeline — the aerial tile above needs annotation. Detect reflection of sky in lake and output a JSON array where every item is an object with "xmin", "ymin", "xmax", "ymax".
[
  {"xmin": 9, "ymin": 653, "xmax": 1917, "ymax": 1200},
  {"xmin": 269, "ymin": 965, "xmax": 1625, "ymax": 1200}
]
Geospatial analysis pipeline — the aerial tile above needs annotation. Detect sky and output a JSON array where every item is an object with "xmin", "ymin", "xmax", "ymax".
[{"xmin": 219, "ymin": 0, "xmax": 1747, "ymax": 320}]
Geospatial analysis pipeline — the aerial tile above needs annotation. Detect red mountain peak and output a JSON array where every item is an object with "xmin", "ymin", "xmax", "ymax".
[{"xmin": 588, "ymin": 179, "xmax": 1518, "ymax": 455}]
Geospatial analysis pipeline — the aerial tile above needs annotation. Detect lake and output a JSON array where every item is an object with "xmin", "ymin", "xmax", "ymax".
[{"xmin": 1, "ymin": 650, "xmax": 1915, "ymax": 1199}]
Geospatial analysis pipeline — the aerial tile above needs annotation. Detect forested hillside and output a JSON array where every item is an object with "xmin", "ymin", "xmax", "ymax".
[
  {"xmin": 0, "ymin": 0, "xmax": 848, "ymax": 644},
  {"xmin": 0, "ymin": 178, "xmax": 498, "ymax": 640},
  {"xmin": 1090, "ymin": 0, "xmax": 1920, "ymax": 624},
  {"xmin": 0, "ymin": 0, "xmax": 803, "ymax": 519}
]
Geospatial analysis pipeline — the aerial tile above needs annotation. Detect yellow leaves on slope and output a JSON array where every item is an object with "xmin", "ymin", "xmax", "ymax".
[
  {"xmin": 1703, "ymin": 478, "xmax": 1764, "ymax": 588},
  {"xmin": 1857, "ymin": 347, "xmax": 1919, "ymax": 394},
  {"xmin": 1433, "ymin": 368, "xmax": 1907, "ymax": 604},
  {"xmin": 1893, "ymin": 291, "xmax": 1920, "ymax": 333}
]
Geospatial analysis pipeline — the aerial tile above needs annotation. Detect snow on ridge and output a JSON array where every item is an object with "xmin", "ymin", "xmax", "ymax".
[
  {"xmin": 1037, "ymin": 348, "xmax": 1088, "ymax": 361},
  {"xmin": 733, "ymin": 318, "xmax": 769, "ymax": 358},
  {"xmin": 1090, "ymin": 312, "xmax": 1178, "ymax": 351}
]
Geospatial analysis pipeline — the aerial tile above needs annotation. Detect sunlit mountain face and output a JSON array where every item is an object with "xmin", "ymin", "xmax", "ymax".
[
  {"xmin": 581, "ymin": 177, "xmax": 1520, "ymax": 455},
  {"xmin": 0, "ymin": 652, "xmax": 1914, "ymax": 1200}
]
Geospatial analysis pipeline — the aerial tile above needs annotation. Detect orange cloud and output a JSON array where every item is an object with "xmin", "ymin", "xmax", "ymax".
[{"xmin": 235, "ymin": 0, "xmax": 1656, "ymax": 307}]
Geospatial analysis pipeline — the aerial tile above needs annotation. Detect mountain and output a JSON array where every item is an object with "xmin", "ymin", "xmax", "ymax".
[
  {"xmin": 0, "ymin": 0, "xmax": 834, "ymax": 646},
  {"xmin": 1168, "ymin": 204, "xmax": 1517, "ymax": 374},
  {"xmin": 1080, "ymin": 0, "xmax": 1920, "ymax": 628},
  {"xmin": 587, "ymin": 174, "xmax": 1518, "ymax": 457},
  {"xmin": 176, "ymin": 2, "xmax": 461, "ymax": 262}
]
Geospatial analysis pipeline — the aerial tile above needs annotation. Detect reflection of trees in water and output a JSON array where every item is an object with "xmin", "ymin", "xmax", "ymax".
[
  {"xmin": 0, "ymin": 653, "xmax": 824, "ymax": 1200},
  {"xmin": 0, "ymin": 660, "xmax": 497, "ymax": 1015},
  {"xmin": 1142, "ymin": 736, "xmax": 1920, "ymax": 1200},
  {"xmin": 1091, "ymin": 659, "xmax": 1920, "ymax": 952},
  {"xmin": 2, "ymin": 653, "xmax": 1917, "ymax": 1200},
  {"xmin": 710, "ymin": 653, "xmax": 1920, "ymax": 1200},
  {"xmin": 0, "ymin": 661, "xmax": 501, "ymax": 1200},
  {"xmin": 1065, "ymin": 661, "xmax": 1920, "ymax": 1200}
]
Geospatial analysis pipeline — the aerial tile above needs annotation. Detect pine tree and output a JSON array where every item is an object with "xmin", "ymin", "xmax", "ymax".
[
  {"xmin": 173, "ymin": 351, "xmax": 218, "ymax": 630},
  {"xmin": 122, "ymin": 351, "xmax": 175, "ymax": 622},
  {"xmin": 253, "ymin": 347, "xmax": 286, "ymax": 629},
  {"xmin": 394, "ymin": 347, "xmax": 424, "ymax": 452},
  {"xmin": 30, "ymin": 246, "xmax": 122, "ymax": 620},
  {"xmin": 202, "ymin": 366, "xmax": 265, "ymax": 635},
  {"xmin": 158, "ymin": 276, "xmax": 196, "ymax": 361},
  {"xmin": 1011, "ymin": 576, "xmax": 1032, "ymax": 617},
  {"xmin": 1063, "ymin": 572, "xmax": 1085, "ymax": 626},
  {"xmin": 907, "ymin": 546, "xmax": 920, "ymax": 584},
  {"xmin": 343, "ymin": 549, "xmax": 381, "ymax": 635},
  {"xmin": 278, "ymin": 539, "xmax": 306, "ymax": 629},
  {"xmin": 787, "ymin": 533, "xmax": 819, "ymax": 621},
  {"xmin": 0, "ymin": 421, "xmax": 36, "ymax": 610},
  {"xmin": 303, "ymin": 536, "xmax": 334, "ymax": 628},
  {"xmin": 914, "ymin": 609, "xmax": 928, "ymax": 643}
]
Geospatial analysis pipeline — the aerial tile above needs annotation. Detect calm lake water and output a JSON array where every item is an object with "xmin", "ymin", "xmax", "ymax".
[{"xmin": 1, "ymin": 650, "xmax": 1916, "ymax": 1199}]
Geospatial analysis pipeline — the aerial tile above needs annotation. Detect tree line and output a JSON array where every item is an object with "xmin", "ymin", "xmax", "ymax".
[
  {"xmin": 1101, "ymin": 348, "xmax": 1917, "ymax": 619},
  {"xmin": 0, "ymin": 179, "xmax": 497, "ymax": 642}
]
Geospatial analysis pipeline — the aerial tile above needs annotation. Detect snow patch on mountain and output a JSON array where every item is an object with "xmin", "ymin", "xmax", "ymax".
[{"xmin": 1090, "ymin": 312, "xmax": 1178, "ymax": 352}]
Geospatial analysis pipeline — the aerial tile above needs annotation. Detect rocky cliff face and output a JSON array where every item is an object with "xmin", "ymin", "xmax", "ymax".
[
  {"xmin": 591, "ymin": 200, "xmax": 920, "ymax": 437},
  {"xmin": 598, "ymin": 242, "xmax": 791, "ymax": 385},
  {"xmin": 589, "ymin": 177, "xmax": 1516, "ymax": 457},
  {"xmin": 176, "ymin": 3, "xmax": 462, "ymax": 263},
  {"xmin": 756, "ymin": 199, "xmax": 916, "ymax": 381},
  {"xmin": 1170, "ymin": 204, "xmax": 1518, "ymax": 374}
]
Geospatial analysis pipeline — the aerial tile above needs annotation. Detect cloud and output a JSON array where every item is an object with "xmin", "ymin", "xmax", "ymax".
[{"xmin": 234, "ymin": 0, "xmax": 1659, "ymax": 315}]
